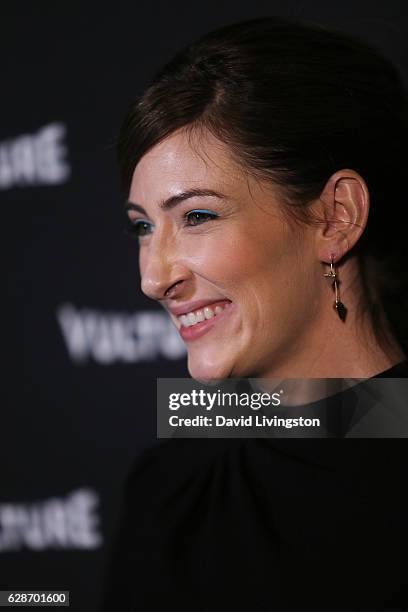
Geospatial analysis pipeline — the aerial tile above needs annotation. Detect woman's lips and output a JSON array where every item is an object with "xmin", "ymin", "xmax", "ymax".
[{"xmin": 179, "ymin": 301, "xmax": 235, "ymax": 342}]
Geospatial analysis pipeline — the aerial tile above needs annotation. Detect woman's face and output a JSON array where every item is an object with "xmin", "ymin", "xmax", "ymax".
[{"xmin": 127, "ymin": 128, "xmax": 319, "ymax": 380}]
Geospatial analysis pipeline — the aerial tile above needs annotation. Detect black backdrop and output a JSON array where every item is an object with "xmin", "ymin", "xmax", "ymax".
[{"xmin": 2, "ymin": 2, "xmax": 407, "ymax": 610}]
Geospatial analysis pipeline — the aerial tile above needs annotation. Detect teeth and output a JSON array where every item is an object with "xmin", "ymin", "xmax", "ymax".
[
  {"xmin": 187, "ymin": 312, "xmax": 197, "ymax": 326},
  {"xmin": 204, "ymin": 307, "xmax": 214, "ymax": 320},
  {"xmin": 195, "ymin": 309, "xmax": 205, "ymax": 322},
  {"xmin": 179, "ymin": 302, "xmax": 229, "ymax": 327}
]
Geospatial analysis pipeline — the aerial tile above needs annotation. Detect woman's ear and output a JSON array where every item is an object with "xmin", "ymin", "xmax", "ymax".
[{"xmin": 314, "ymin": 169, "xmax": 370, "ymax": 263}]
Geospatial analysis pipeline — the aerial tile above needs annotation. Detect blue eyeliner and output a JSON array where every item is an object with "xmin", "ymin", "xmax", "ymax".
[{"xmin": 188, "ymin": 209, "xmax": 217, "ymax": 214}]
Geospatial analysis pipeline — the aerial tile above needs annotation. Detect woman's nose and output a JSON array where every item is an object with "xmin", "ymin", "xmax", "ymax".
[{"xmin": 140, "ymin": 237, "xmax": 188, "ymax": 301}]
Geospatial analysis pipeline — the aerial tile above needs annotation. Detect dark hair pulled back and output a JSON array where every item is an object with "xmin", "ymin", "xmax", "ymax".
[{"xmin": 118, "ymin": 17, "xmax": 408, "ymax": 356}]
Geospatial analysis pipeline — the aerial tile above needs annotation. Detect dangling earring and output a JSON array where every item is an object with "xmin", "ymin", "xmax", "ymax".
[{"xmin": 324, "ymin": 255, "xmax": 347, "ymax": 322}]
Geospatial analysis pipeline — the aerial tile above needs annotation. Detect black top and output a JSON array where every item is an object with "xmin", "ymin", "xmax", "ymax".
[{"xmin": 101, "ymin": 361, "xmax": 408, "ymax": 611}]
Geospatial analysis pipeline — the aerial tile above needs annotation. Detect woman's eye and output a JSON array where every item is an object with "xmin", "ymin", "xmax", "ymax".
[
  {"xmin": 124, "ymin": 218, "xmax": 153, "ymax": 238},
  {"xmin": 185, "ymin": 210, "xmax": 218, "ymax": 226}
]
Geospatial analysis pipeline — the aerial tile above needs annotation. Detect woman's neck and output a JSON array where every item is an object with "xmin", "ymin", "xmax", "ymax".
[{"xmin": 258, "ymin": 300, "xmax": 405, "ymax": 379}]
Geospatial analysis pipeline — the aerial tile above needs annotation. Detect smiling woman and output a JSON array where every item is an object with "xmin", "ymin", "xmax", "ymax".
[
  {"xmin": 126, "ymin": 128, "xmax": 323, "ymax": 381},
  {"xmin": 101, "ymin": 16, "xmax": 408, "ymax": 612},
  {"xmin": 118, "ymin": 18, "xmax": 407, "ymax": 382}
]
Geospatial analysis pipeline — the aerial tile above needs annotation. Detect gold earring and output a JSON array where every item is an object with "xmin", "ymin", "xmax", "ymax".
[{"xmin": 324, "ymin": 255, "xmax": 347, "ymax": 322}]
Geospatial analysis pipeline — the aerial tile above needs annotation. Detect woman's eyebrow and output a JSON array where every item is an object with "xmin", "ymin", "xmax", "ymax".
[{"xmin": 124, "ymin": 188, "xmax": 225, "ymax": 215}]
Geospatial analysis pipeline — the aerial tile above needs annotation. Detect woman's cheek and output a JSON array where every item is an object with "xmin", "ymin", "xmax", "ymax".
[{"xmin": 191, "ymin": 232, "xmax": 260, "ymax": 281}]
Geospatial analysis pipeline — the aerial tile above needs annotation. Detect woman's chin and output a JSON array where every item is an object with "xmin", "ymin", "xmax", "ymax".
[{"xmin": 187, "ymin": 354, "xmax": 233, "ymax": 385}]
